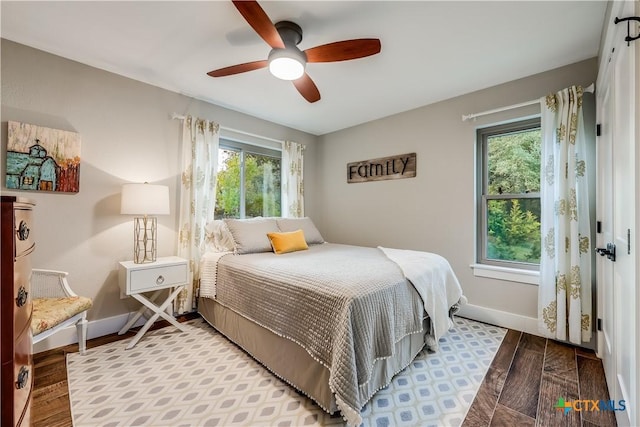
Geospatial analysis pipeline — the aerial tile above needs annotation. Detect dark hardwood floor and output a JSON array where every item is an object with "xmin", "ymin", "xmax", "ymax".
[
  {"xmin": 33, "ymin": 317, "xmax": 616, "ymax": 427},
  {"xmin": 463, "ymin": 329, "xmax": 617, "ymax": 427}
]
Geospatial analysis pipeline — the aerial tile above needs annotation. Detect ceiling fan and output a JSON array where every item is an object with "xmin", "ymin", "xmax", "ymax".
[{"xmin": 207, "ymin": 0, "xmax": 382, "ymax": 103}]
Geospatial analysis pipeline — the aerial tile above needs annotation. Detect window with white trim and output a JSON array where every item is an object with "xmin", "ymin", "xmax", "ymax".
[
  {"xmin": 477, "ymin": 118, "xmax": 541, "ymax": 271},
  {"xmin": 214, "ymin": 139, "xmax": 281, "ymax": 219}
]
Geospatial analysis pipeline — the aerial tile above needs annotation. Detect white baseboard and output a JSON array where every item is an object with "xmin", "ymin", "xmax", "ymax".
[
  {"xmin": 457, "ymin": 303, "xmax": 540, "ymax": 336},
  {"xmin": 35, "ymin": 304, "xmax": 540, "ymax": 353},
  {"xmin": 33, "ymin": 311, "xmax": 147, "ymax": 354}
]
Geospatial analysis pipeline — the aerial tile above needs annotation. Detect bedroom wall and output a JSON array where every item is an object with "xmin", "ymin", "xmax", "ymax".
[
  {"xmin": 1, "ymin": 40, "xmax": 319, "ymax": 328},
  {"xmin": 316, "ymin": 58, "xmax": 598, "ymax": 333}
]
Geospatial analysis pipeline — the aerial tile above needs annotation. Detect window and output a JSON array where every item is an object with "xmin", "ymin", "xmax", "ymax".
[
  {"xmin": 214, "ymin": 139, "xmax": 281, "ymax": 219},
  {"xmin": 477, "ymin": 118, "xmax": 541, "ymax": 271}
]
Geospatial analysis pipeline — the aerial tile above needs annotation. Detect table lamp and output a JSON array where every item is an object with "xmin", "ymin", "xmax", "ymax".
[{"xmin": 121, "ymin": 183, "xmax": 170, "ymax": 263}]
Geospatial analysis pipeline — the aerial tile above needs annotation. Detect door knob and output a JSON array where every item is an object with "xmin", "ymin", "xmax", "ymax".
[{"xmin": 595, "ymin": 243, "xmax": 616, "ymax": 262}]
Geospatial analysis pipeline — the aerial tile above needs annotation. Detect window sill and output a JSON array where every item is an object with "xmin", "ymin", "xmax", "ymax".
[{"xmin": 470, "ymin": 263, "xmax": 539, "ymax": 286}]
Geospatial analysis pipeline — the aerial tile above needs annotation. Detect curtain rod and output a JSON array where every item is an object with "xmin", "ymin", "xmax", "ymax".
[
  {"xmin": 462, "ymin": 83, "xmax": 595, "ymax": 122},
  {"xmin": 171, "ymin": 113, "xmax": 284, "ymax": 145}
]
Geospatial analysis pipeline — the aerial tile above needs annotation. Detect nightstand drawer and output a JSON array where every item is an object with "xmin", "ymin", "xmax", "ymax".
[{"xmin": 128, "ymin": 263, "xmax": 188, "ymax": 293}]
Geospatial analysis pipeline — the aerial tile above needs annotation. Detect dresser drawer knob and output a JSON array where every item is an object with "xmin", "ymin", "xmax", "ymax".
[
  {"xmin": 16, "ymin": 220, "xmax": 30, "ymax": 241},
  {"xmin": 16, "ymin": 286, "xmax": 28, "ymax": 307},
  {"xmin": 16, "ymin": 366, "xmax": 29, "ymax": 389},
  {"xmin": 156, "ymin": 275, "xmax": 165, "ymax": 285}
]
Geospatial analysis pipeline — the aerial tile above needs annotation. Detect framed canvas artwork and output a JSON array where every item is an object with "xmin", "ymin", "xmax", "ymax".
[{"xmin": 6, "ymin": 121, "xmax": 81, "ymax": 193}]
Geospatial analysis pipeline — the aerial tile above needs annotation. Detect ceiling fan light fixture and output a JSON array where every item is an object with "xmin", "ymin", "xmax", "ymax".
[
  {"xmin": 268, "ymin": 48, "xmax": 306, "ymax": 80},
  {"xmin": 207, "ymin": 2, "xmax": 382, "ymax": 103}
]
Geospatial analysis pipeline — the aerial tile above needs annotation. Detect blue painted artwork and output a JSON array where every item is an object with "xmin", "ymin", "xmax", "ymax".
[{"xmin": 6, "ymin": 121, "xmax": 81, "ymax": 193}]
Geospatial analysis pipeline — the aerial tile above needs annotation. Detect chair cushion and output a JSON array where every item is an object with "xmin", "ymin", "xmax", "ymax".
[{"xmin": 31, "ymin": 296, "xmax": 93, "ymax": 336}]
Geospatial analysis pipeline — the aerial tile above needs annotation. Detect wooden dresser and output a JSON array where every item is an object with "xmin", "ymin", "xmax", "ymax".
[{"xmin": 1, "ymin": 196, "xmax": 35, "ymax": 427}]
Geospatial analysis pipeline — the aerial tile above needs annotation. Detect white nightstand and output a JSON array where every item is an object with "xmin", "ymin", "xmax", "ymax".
[{"xmin": 118, "ymin": 256, "xmax": 189, "ymax": 349}]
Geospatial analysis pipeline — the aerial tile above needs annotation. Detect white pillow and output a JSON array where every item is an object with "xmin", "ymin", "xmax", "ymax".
[
  {"xmin": 223, "ymin": 218, "xmax": 280, "ymax": 254},
  {"xmin": 204, "ymin": 220, "xmax": 235, "ymax": 252},
  {"xmin": 276, "ymin": 217, "xmax": 325, "ymax": 245}
]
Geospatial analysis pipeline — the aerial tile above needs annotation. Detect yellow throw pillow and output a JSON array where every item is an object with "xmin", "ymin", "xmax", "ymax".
[{"xmin": 267, "ymin": 229, "xmax": 309, "ymax": 254}]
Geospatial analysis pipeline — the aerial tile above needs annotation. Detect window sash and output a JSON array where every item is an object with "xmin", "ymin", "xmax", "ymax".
[
  {"xmin": 220, "ymin": 138, "xmax": 280, "ymax": 158},
  {"xmin": 477, "ymin": 118, "xmax": 541, "ymax": 271},
  {"xmin": 216, "ymin": 139, "xmax": 282, "ymax": 219},
  {"xmin": 479, "ymin": 195, "xmax": 541, "ymax": 270}
]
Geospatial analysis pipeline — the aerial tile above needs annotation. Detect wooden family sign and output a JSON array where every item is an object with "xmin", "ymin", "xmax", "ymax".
[{"xmin": 347, "ymin": 153, "xmax": 416, "ymax": 183}]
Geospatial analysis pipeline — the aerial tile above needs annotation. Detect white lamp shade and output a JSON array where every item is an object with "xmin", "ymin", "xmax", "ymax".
[{"xmin": 121, "ymin": 183, "xmax": 170, "ymax": 215}]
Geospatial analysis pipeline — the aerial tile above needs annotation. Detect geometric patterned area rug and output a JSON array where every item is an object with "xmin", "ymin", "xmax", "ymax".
[{"xmin": 67, "ymin": 316, "xmax": 505, "ymax": 427}]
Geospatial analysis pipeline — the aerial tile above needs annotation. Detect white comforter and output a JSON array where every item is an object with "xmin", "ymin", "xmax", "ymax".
[{"xmin": 378, "ymin": 246, "xmax": 466, "ymax": 347}]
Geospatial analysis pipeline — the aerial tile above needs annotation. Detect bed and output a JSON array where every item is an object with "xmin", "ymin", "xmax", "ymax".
[{"xmin": 197, "ymin": 217, "xmax": 465, "ymax": 426}]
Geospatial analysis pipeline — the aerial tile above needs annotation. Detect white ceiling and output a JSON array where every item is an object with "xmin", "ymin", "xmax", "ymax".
[{"xmin": 1, "ymin": 1, "xmax": 607, "ymax": 135}]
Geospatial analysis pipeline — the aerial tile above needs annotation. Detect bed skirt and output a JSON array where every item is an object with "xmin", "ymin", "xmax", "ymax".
[{"xmin": 198, "ymin": 297, "xmax": 428, "ymax": 416}]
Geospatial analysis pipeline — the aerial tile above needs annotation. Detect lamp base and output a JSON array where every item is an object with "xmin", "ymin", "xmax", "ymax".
[{"xmin": 133, "ymin": 216, "xmax": 157, "ymax": 263}]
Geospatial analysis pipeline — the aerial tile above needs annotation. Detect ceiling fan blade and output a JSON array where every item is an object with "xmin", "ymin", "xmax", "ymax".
[
  {"xmin": 293, "ymin": 73, "xmax": 321, "ymax": 103},
  {"xmin": 304, "ymin": 39, "xmax": 381, "ymax": 63},
  {"xmin": 232, "ymin": 0, "xmax": 285, "ymax": 49},
  {"xmin": 207, "ymin": 60, "xmax": 268, "ymax": 77}
]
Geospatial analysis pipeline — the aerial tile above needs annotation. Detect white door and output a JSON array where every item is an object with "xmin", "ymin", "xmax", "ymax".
[
  {"xmin": 596, "ymin": 75, "xmax": 615, "ymax": 407},
  {"xmin": 611, "ymin": 29, "xmax": 636, "ymax": 426},
  {"xmin": 596, "ymin": 2, "xmax": 637, "ymax": 426}
]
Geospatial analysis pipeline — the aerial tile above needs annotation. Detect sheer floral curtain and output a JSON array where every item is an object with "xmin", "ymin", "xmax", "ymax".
[
  {"xmin": 281, "ymin": 140, "xmax": 305, "ymax": 218},
  {"xmin": 539, "ymin": 85, "xmax": 592, "ymax": 344},
  {"xmin": 174, "ymin": 116, "xmax": 219, "ymax": 314}
]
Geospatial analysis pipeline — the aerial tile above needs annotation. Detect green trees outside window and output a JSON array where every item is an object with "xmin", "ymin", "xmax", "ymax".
[
  {"xmin": 487, "ymin": 198, "xmax": 541, "ymax": 263},
  {"xmin": 478, "ymin": 119, "xmax": 541, "ymax": 268},
  {"xmin": 214, "ymin": 144, "xmax": 281, "ymax": 219}
]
